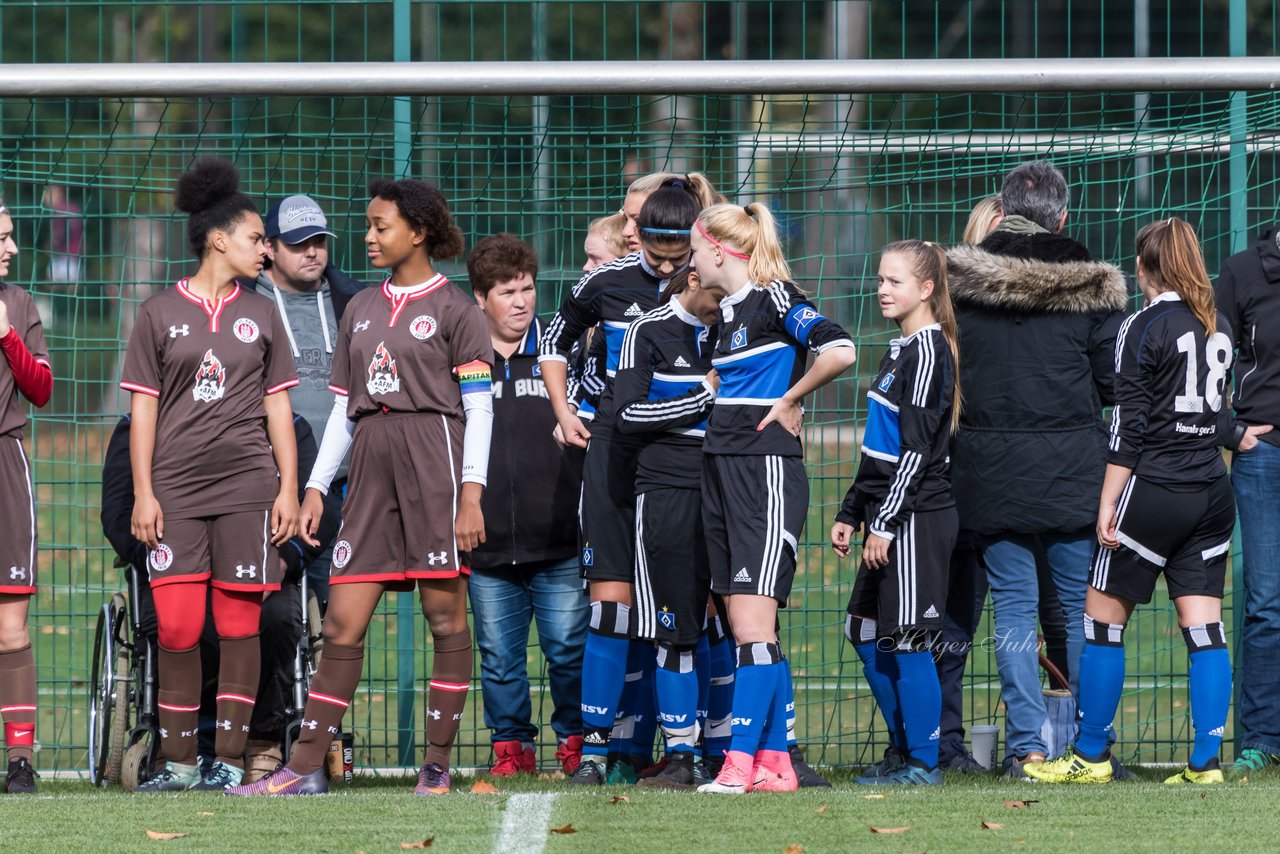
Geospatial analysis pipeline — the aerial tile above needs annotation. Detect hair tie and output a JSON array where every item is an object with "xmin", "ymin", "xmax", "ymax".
[
  {"xmin": 743, "ymin": 205, "xmax": 754, "ymax": 216},
  {"xmin": 0, "ymin": 206, "xmax": 7, "ymax": 215},
  {"xmin": 641, "ymin": 227, "xmax": 691, "ymax": 236},
  {"xmin": 1166, "ymin": 217, "xmax": 1175, "ymax": 226},
  {"xmin": 671, "ymin": 178, "xmax": 686, "ymax": 190}
]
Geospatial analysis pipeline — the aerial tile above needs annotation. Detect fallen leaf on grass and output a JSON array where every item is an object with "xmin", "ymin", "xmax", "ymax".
[
  {"xmin": 196, "ymin": 812, "xmax": 214, "ymax": 817},
  {"xmin": 1200, "ymin": 792, "xmax": 1207, "ymax": 800},
  {"xmin": 399, "ymin": 838, "xmax": 434, "ymax": 849},
  {"xmin": 863, "ymin": 793, "xmax": 889, "ymax": 799},
  {"xmin": 815, "ymin": 804, "xmax": 828, "ymax": 814},
  {"xmin": 470, "ymin": 780, "xmax": 500, "ymax": 794},
  {"xmin": 869, "ymin": 826, "xmax": 910, "ymax": 834},
  {"xmin": 538, "ymin": 772, "xmax": 566, "ymax": 781},
  {"xmin": 784, "ymin": 845, "xmax": 805, "ymax": 854},
  {"xmin": 1003, "ymin": 800, "xmax": 1040, "ymax": 809},
  {"xmin": 610, "ymin": 796, "xmax": 630, "ymax": 804},
  {"xmin": 144, "ymin": 830, "xmax": 188, "ymax": 841},
  {"xmin": 549, "ymin": 824, "xmax": 576, "ymax": 835},
  {"xmin": 981, "ymin": 821, "xmax": 1005, "ymax": 830}
]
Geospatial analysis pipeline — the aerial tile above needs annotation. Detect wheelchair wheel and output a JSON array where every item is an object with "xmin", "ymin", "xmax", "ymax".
[
  {"xmin": 88, "ymin": 595, "xmax": 129, "ymax": 787},
  {"xmin": 122, "ymin": 729, "xmax": 157, "ymax": 793}
]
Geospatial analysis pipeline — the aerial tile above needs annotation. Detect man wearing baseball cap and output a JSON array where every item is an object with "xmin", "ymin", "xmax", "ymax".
[{"xmin": 247, "ymin": 194, "xmax": 369, "ymax": 781}]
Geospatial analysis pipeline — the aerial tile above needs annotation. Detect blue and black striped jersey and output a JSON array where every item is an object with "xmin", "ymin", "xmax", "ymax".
[
  {"xmin": 705, "ymin": 280, "xmax": 854, "ymax": 456},
  {"xmin": 836, "ymin": 325, "xmax": 955, "ymax": 538},
  {"xmin": 539, "ymin": 252, "xmax": 678, "ymax": 426},
  {"xmin": 613, "ymin": 298, "xmax": 715, "ymax": 492},
  {"xmin": 1108, "ymin": 291, "xmax": 1234, "ymax": 488}
]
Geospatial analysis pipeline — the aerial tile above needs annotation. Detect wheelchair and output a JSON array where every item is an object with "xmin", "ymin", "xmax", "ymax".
[{"xmin": 88, "ymin": 560, "xmax": 323, "ymax": 790}]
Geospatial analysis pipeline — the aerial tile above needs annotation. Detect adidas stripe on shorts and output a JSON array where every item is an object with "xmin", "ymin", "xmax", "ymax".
[
  {"xmin": 633, "ymin": 486, "xmax": 710, "ymax": 646},
  {"xmin": 848, "ymin": 506, "xmax": 958, "ymax": 635},
  {"xmin": 702, "ymin": 453, "xmax": 808, "ymax": 603},
  {"xmin": 1090, "ymin": 473, "xmax": 1235, "ymax": 604}
]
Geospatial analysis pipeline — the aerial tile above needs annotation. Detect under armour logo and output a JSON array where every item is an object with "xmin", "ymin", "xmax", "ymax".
[
  {"xmin": 426, "ymin": 552, "xmax": 448, "ymax": 566},
  {"xmin": 169, "ymin": 324, "xmax": 189, "ymax": 338},
  {"xmin": 159, "ymin": 727, "xmax": 169, "ymax": 739},
  {"xmin": 8, "ymin": 566, "xmax": 25, "ymax": 580},
  {"xmin": 235, "ymin": 564, "xmax": 257, "ymax": 578},
  {"xmin": 428, "ymin": 708, "xmax": 441, "ymax": 720},
  {"xmin": 354, "ymin": 320, "xmax": 371, "ymax": 333},
  {"xmin": 216, "ymin": 719, "xmax": 232, "ymax": 731},
  {"xmin": 302, "ymin": 719, "xmax": 318, "ymax": 730}
]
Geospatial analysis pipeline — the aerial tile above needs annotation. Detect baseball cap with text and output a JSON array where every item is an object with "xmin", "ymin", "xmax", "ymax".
[{"xmin": 265, "ymin": 194, "xmax": 337, "ymax": 244}]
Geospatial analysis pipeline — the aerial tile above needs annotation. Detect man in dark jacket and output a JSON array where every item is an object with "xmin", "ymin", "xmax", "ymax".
[
  {"xmin": 465, "ymin": 234, "xmax": 588, "ymax": 778},
  {"xmin": 1215, "ymin": 230, "xmax": 1280, "ymax": 775},
  {"xmin": 946, "ymin": 161, "xmax": 1127, "ymax": 776}
]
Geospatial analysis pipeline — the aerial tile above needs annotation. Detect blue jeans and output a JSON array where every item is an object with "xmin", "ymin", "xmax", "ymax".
[
  {"xmin": 468, "ymin": 558, "xmax": 589, "ymax": 744},
  {"xmin": 1232, "ymin": 441, "xmax": 1280, "ymax": 755},
  {"xmin": 983, "ymin": 531, "xmax": 1092, "ymax": 759}
]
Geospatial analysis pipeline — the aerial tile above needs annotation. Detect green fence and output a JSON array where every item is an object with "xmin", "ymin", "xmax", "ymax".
[{"xmin": 3, "ymin": 0, "xmax": 1280, "ymax": 774}]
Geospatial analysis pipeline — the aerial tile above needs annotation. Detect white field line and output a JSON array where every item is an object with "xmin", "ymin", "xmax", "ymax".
[{"xmin": 493, "ymin": 792, "xmax": 556, "ymax": 854}]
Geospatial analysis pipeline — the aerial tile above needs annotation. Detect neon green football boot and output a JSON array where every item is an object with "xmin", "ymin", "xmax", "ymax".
[{"xmin": 1022, "ymin": 747, "xmax": 1112, "ymax": 784}]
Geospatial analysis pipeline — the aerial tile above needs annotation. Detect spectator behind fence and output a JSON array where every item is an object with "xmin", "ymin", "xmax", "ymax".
[
  {"xmin": 946, "ymin": 161, "xmax": 1127, "ymax": 778},
  {"xmin": 464, "ymin": 233, "xmax": 589, "ymax": 778},
  {"xmin": 1215, "ymin": 218, "xmax": 1280, "ymax": 775},
  {"xmin": 42, "ymin": 184, "xmax": 83, "ymax": 288}
]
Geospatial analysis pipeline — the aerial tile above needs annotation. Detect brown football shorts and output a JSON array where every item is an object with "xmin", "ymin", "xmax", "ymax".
[
  {"xmin": 0, "ymin": 437, "xmax": 37, "ymax": 595},
  {"xmin": 146, "ymin": 509, "xmax": 281, "ymax": 591}
]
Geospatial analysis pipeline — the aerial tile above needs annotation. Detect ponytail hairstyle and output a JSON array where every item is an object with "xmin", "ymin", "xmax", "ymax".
[
  {"xmin": 587, "ymin": 211, "xmax": 628, "ymax": 258},
  {"xmin": 881, "ymin": 239, "xmax": 963, "ymax": 432},
  {"xmin": 695, "ymin": 201, "xmax": 793, "ymax": 286},
  {"xmin": 368, "ymin": 178, "xmax": 465, "ymax": 261},
  {"xmin": 174, "ymin": 157, "xmax": 259, "ymax": 258},
  {"xmin": 1135, "ymin": 216, "xmax": 1217, "ymax": 335},
  {"xmin": 627, "ymin": 171, "xmax": 724, "ymax": 210},
  {"xmin": 636, "ymin": 177, "xmax": 704, "ymax": 249}
]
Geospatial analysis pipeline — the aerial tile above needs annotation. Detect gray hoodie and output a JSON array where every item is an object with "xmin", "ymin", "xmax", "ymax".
[{"xmin": 255, "ymin": 272, "xmax": 347, "ymax": 482}]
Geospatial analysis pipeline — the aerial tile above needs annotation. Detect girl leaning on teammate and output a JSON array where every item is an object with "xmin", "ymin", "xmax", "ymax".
[
  {"xmin": 541, "ymin": 174, "xmax": 719, "ymax": 784},
  {"xmin": 121, "ymin": 158, "xmax": 300, "ymax": 792},
  {"xmin": 611, "ymin": 266, "xmax": 722, "ymax": 788},
  {"xmin": 0, "ymin": 197, "xmax": 53, "ymax": 794},
  {"xmin": 1027, "ymin": 218, "xmax": 1239, "ymax": 786},
  {"xmin": 230, "ymin": 178, "xmax": 493, "ymax": 797},
  {"xmin": 690, "ymin": 203, "xmax": 856, "ymax": 794},
  {"xmin": 831, "ymin": 240, "xmax": 960, "ymax": 786}
]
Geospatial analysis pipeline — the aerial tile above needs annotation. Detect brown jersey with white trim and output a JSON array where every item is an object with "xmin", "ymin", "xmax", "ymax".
[
  {"xmin": 329, "ymin": 276, "xmax": 490, "ymax": 419},
  {"xmin": 120, "ymin": 280, "xmax": 299, "ymax": 520},
  {"xmin": 0, "ymin": 283, "xmax": 50, "ymax": 439}
]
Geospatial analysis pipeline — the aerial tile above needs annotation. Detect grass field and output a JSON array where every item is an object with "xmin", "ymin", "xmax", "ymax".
[{"xmin": 7, "ymin": 770, "xmax": 1275, "ymax": 854}]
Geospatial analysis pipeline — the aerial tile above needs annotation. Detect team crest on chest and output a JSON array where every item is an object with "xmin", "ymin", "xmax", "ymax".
[
  {"xmin": 409, "ymin": 315, "xmax": 437, "ymax": 341},
  {"xmin": 192, "ymin": 349, "xmax": 227, "ymax": 403},
  {"xmin": 366, "ymin": 341, "xmax": 401, "ymax": 395},
  {"xmin": 878, "ymin": 373, "xmax": 895, "ymax": 393},
  {"xmin": 232, "ymin": 317, "xmax": 260, "ymax": 343},
  {"xmin": 730, "ymin": 326, "xmax": 748, "ymax": 350}
]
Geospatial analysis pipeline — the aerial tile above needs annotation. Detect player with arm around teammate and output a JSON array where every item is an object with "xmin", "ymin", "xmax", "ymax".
[
  {"xmin": 1026, "ymin": 218, "xmax": 1240, "ymax": 785},
  {"xmin": 122, "ymin": 159, "xmax": 300, "ymax": 792},
  {"xmin": 0, "ymin": 197, "xmax": 53, "ymax": 793},
  {"xmin": 229, "ymin": 177, "xmax": 493, "ymax": 797},
  {"xmin": 690, "ymin": 202, "xmax": 856, "ymax": 794},
  {"xmin": 831, "ymin": 240, "xmax": 960, "ymax": 786}
]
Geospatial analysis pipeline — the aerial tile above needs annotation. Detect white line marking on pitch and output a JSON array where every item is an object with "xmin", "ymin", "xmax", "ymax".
[{"xmin": 494, "ymin": 792, "xmax": 556, "ymax": 854}]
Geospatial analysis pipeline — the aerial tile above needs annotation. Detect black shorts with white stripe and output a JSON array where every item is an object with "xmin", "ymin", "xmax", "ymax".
[
  {"xmin": 702, "ymin": 453, "xmax": 808, "ymax": 603},
  {"xmin": 1090, "ymin": 473, "xmax": 1235, "ymax": 604},
  {"xmin": 634, "ymin": 487, "xmax": 710, "ymax": 646},
  {"xmin": 578, "ymin": 425, "xmax": 645, "ymax": 582},
  {"xmin": 848, "ymin": 506, "xmax": 958, "ymax": 635}
]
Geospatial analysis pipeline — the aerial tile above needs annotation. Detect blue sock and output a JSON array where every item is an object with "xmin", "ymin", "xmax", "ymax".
[
  {"xmin": 728, "ymin": 642, "xmax": 782, "ymax": 756},
  {"xmin": 581, "ymin": 601, "xmax": 632, "ymax": 759},
  {"xmin": 850, "ymin": 617, "xmax": 905, "ymax": 749},
  {"xmin": 630, "ymin": 645, "xmax": 659, "ymax": 762},
  {"xmin": 705, "ymin": 624, "xmax": 735, "ymax": 758},
  {"xmin": 1185, "ymin": 622, "xmax": 1231, "ymax": 770},
  {"xmin": 695, "ymin": 632, "xmax": 712, "ymax": 741},
  {"xmin": 893, "ymin": 647, "xmax": 942, "ymax": 770},
  {"xmin": 655, "ymin": 644, "xmax": 699, "ymax": 754},
  {"xmin": 761, "ymin": 659, "xmax": 792, "ymax": 752},
  {"xmin": 1074, "ymin": 615, "xmax": 1126, "ymax": 761}
]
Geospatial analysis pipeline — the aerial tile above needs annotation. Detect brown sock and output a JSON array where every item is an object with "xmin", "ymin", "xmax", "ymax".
[
  {"xmin": 423, "ymin": 629, "xmax": 472, "ymax": 770},
  {"xmin": 288, "ymin": 641, "xmax": 364, "ymax": 774},
  {"xmin": 214, "ymin": 634, "xmax": 260, "ymax": 769},
  {"xmin": 157, "ymin": 644, "xmax": 202, "ymax": 766},
  {"xmin": 0, "ymin": 645, "xmax": 37, "ymax": 763}
]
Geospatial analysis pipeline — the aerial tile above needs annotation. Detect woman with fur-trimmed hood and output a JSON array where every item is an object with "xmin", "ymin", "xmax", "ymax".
[{"xmin": 946, "ymin": 161, "xmax": 1128, "ymax": 776}]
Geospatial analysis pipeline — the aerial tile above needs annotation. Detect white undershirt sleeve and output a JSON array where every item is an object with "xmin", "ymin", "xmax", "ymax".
[
  {"xmin": 460, "ymin": 388, "xmax": 494, "ymax": 487},
  {"xmin": 307, "ymin": 394, "xmax": 355, "ymax": 494}
]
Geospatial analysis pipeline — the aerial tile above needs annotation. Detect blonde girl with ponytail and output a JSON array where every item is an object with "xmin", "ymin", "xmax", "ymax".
[{"xmin": 691, "ymin": 202, "xmax": 856, "ymax": 794}]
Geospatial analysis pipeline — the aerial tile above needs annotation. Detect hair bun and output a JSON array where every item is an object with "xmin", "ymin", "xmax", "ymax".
[{"xmin": 175, "ymin": 157, "xmax": 242, "ymax": 214}]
